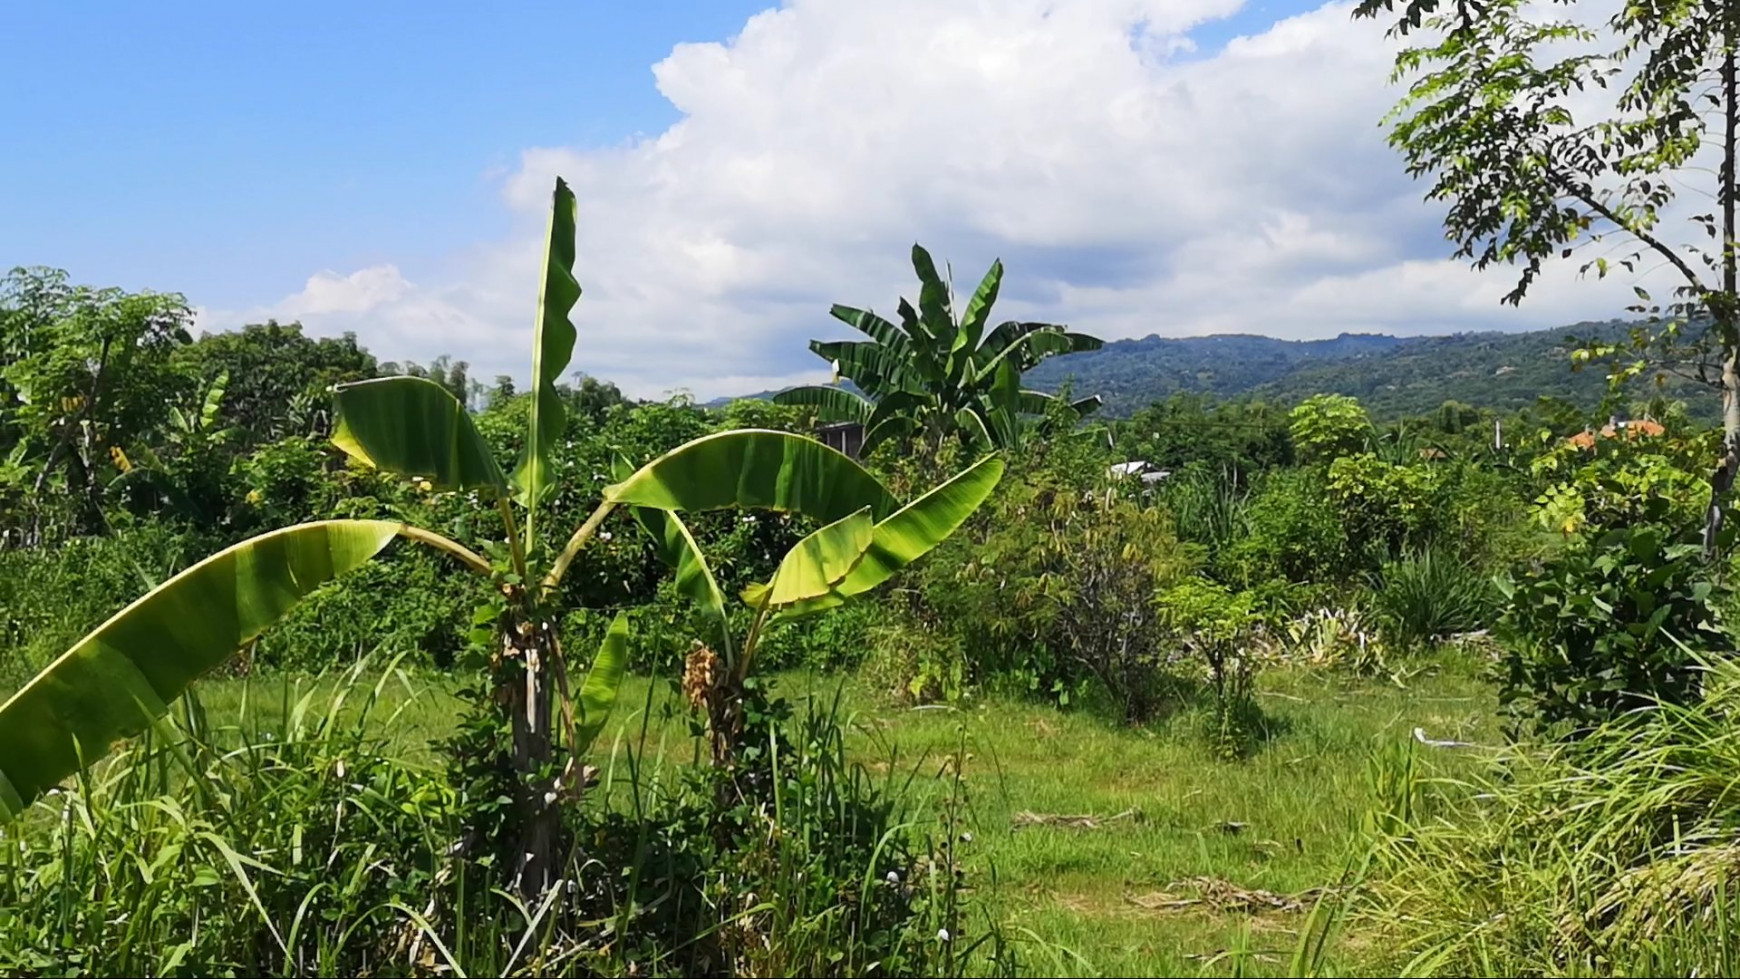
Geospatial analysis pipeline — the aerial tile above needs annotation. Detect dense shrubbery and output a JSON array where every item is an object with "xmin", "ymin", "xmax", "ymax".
[{"xmin": 0, "ymin": 672, "xmax": 992, "ymax": 978}]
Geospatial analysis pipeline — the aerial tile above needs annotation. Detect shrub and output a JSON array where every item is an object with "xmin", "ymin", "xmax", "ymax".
[
  {"xmin": 1289, "ymin": 393, "xmax": 1373, "ymax": 464},
  {"xmin": 1371, "ymin": 548, "xmax": 1498, "ymax": 653},
  {"xmin": 1219, "ymin": 466, "xmax": 1352, "ymax": 586},
  {"xmin": 918, "ymin": 458, "xmax": 1196, "ymax": 720},
  {"xmin": 1498, "ymin": 515, "xmax": 1734, "ymax": 734},
  {"xmin": 1156, "ymin": 578, "xmax": 1268, "ymax": 758},
  {"xmin": 1278, "ymin": 606, "xmax": 1390, "ymax": 676},
  {"xmin": 862, "ymin": 612, "xmax": 971, "ymax": 705}
]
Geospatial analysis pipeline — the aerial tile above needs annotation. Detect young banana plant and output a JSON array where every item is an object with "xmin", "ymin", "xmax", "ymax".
[
  {"xmin": 614, "ymin": 449, "xmax": 1004, "ymax": 766},
  {"xmin": 0, "ymin": 178, "xmax": 908, "ymax": 899}
]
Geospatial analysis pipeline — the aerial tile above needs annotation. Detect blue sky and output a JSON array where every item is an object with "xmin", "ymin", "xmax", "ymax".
[
  {"xmin": 2, "ymin": 1, "xmax": 773, "ymax": 307},
  {"xmin": 0, "ymin": 1, "xmax": 1646, "ymax": 398}
]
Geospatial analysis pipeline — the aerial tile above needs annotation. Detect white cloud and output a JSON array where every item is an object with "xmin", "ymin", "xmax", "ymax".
[{"xmin": 200, "ymin": 0, "xmax": 1703, "ymax": 401}]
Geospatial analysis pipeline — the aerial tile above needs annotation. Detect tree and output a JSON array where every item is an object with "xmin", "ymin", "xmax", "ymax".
[
  {"xmin": 0, "ymin": 267, "xmax": 194, "ymax": 541},
  {"xmin": 775, "ymin": 245, "xmax": 1103, "ymax": 453},
  {"xmin": 1289, "ymin": 393, "xmax": 1374, "ymax": 464},
  {"xmin": 175, "ymin": 321, "xmax": 377, "ymax": 443},
  {"xmin": 1355, "ymin": 0, "xmax": 1740, "ymax": 554}
]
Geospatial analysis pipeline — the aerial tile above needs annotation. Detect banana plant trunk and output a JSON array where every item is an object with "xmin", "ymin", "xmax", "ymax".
[{"xmin": 502, "ymin": 611, "xmax": 561, "ymax": 896}]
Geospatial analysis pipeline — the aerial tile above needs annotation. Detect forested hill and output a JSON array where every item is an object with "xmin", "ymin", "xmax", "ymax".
[{"xmin": 1021, "ymin": 322, "xmax": 1637, "ymax": 419}]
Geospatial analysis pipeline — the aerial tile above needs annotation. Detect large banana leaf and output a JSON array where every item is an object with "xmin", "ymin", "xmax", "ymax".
[
  {"xmin": 780, "ymin": 455, "xmax": 1004, "ymax": 619},
  {"xmin": 810, "ymin": 340, "xmax": 912, "ymax": 395},
  {"xmin": 1014, "ymin": 329, "xmax": 1103, "ymax": 368},
  {"xmin": 606, "ymin": 429, "xmax": 898, "ymax": 521},
  {"xmin": 0, "ymin": 520, "xmax": 402, "ymax": 822},
  {"xmin": 771, "ymin": 385, "xmax": 873, "ymax": 424},
  {"xmin": 896, "ymin": 298, "xmax": 946, "ymax": 384},
  {"xmin": 626, "ymin": 498, "xmax": 733, "ymax": 657},
  {"xmin": 909, "ymin": 244, "xmax": 955, "ymax": 344},
  {"xmin": 769, "ymin": 508, "xmax": 872, "ymax": 606},
  {"xmin": 830, "ymin": 304, "xmax": 911, "ymax": 350},
  {"xmin": 740, "ymin": 508, "xmax": 874, "ymax": 611},
  {"xmin": 574, "ymin": 612, "xmax": 629, "ymax": 754},
  {"xmin": 332, "ymin": 377, "xmax": 507, "ymax": 494},
  {"xmin": 973, "ymin": 321, "xmax": 1061, "ymax": 366},
  {"xmin": 512, "ymin": 177, "xmax": 582, "ymax": 536},
  {"xmin": 955, "ymin": 260, "xmax": 1002, "ymax": 360}
]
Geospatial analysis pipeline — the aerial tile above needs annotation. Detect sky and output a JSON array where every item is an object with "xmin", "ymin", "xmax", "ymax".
[{"xmin": 0, "ymin": 0, "xmax": 1680, "ymax": 400}]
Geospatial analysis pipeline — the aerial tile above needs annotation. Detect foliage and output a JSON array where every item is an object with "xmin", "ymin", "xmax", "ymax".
[
  {"xmin": 1371, "ymin": 549, "xmax": 1499, "ymax": 653},
  {"xmin": 1155, "ymin": 578, "xmax": 1267, "ymax": 759},
  {"xmin": 1, "ymin": 266, "xmax": 196, "ymax": 543},
  {"xmin": 173, "ymin": 319, "xmax": 377, "ymax": 443},
  {"xmin": 1326, "ymin": 453, "xmax": 1443, "ymax": 561},
  {"xmin": 1355, "ymin": 0, "xmax": 1740, "ymax": 557},
  {"xmin": 1289, "ymin": 394, "xmax": 1374, "ymax": 464},
  {"xmin": 1219, "ymin": 466, "xmax": 1352, "ymax": 586},
  {"xmin": 1118, "ymin": 394, "xmax": 1293, "ymax": 476},
  {"xmin": 918, "ymin": 448, "xmax": 1196, "ymax": 721},
  {"xmin": 776, "ymin": 245, "xmax": 1102, "ymax": 452},
  {"xmin": 1368, "ymin": 661, "xmax": 1740, "ymax": 976},
  {"xmin": 1277, "ymin": 606, "xmax": 1391, "ymax": 677},
  {"xmin": 1498, "ymin": 514, "xmax": 1735, "ymax": 735}
]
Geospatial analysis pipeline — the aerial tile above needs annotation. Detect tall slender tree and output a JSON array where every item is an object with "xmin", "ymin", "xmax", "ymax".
[{"xmin": 1356, "ymin": 0, "xmax": 1740, "ymax": 553}]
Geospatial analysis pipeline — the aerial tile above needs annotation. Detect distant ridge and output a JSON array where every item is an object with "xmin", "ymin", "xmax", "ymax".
[{"xmin": 714, "ymin": 320, "xmax": 1676, "ymax": 420}]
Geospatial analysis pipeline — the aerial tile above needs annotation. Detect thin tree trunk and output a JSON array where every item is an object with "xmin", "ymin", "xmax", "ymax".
[
  {"xmin": 1705, "ymin": 41, "xmax": 1740, "ymax": 561},
  {"xmin": 505, "ymin": 615, "xmax": 559, "ymax": 896}
]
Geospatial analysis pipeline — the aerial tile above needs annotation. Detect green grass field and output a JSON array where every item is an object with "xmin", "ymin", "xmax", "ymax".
[{"xmin": 181, "ymin": 652, "xmax": 1500, "ymax": 977}]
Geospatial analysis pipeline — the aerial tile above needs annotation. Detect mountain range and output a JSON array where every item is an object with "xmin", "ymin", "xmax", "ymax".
[{"xmin": 727, "ymin": 319, "xmax": 1708, "ymax": 421}]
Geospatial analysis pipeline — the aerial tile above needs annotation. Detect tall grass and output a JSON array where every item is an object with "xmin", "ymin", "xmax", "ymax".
[
  {"xmin": 0, "ymin": 661, "xmax": 998, "ymax": 976},
  {"xmin": 1369, "ymin": 549, "xmax": 1497, "ymax": 652},
  {"xmin": 1363, "ymin": 658, "xmax": 1740, "ymax": 976},
  {"xmin": 1158, "ymin": 467, "xmax": 1250, "ymax": 555}
]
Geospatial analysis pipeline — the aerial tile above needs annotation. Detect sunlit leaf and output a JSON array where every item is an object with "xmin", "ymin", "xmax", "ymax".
[
  {"xmin": 332, "ymin": 377, "xmax": 507, "ymax": 494},
  {"xmin": 0, "ymin": 520, "xmax": 402, "ymax": 821}
]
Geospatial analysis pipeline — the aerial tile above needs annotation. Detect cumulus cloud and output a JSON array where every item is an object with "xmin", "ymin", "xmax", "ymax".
[{"xmin": 200, "ymin": 0, "xmax": 1697, "ymax": 400}]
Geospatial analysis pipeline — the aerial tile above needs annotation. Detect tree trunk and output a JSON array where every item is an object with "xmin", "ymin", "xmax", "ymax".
[
  {"xmin": 1705, "ymin": 41, "xmax": 1740, "ymax": 561},
  {"xmin": 504, "ymin": 616, "xmax": 560, "ymax": 896}
]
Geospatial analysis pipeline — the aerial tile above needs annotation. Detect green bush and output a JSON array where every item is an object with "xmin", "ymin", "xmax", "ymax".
[
  {"xmin": 1497, "ymin": 515, "xmax": 1734, "ymax": 734},
  {"xmin": 916, "ymin": 455, "xmax": 1196, "ymax": 721},
  {"xmin": 1219, "ymin": 467, "xmax": 1351, "ymax": 586},
  {"xmin": 1371, "ymin": 548, "xmax": 1498, "ymax": 653}
]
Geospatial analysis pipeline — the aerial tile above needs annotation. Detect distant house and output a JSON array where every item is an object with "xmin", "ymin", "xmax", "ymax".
[
  {"xmin": 1108, "ymin": 460, "xmax": 1170, "ymax": 485},
  {"xmin": 818, "ymin": 420, "xmax": 865, "ymax": 459},
  {"xmin": 1568, "ymin": 417, "xmax": 1666, "ymax": 451}
]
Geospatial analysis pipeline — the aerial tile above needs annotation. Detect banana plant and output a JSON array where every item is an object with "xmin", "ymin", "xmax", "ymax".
[
  {"xmin": 775, "ymin": 245, "xmax": 1104, "ymax": 454},
  {"xmin": 0, "ymin": 179, "xmax": 909, "ymax": 902},
  {"xmin": 614, "ymin": 450, "xmax": 1004, "ymax": 765}
]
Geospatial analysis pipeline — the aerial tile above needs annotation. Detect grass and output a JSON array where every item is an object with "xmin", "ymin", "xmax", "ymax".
[{"xmin": 162, "ymin": 650, "xmax": 1501, "ymax": 976}]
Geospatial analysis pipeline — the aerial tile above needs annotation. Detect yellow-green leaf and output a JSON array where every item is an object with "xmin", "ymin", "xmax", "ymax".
[
  {"xmin": 780, "ymin": 455, "xmax": 1003, "ymax": 619},
  {"xmin": 0, "ymin": 520, "xmax": 402, "ymax": 822},
  {"xmin": 332, "ymin": 377, "xmax": 507, "ymax": 494},
  {"xmin": 604, "ymin": 429, "xmax": 898, "ymax": 522},
  {"xmin": 574, "ymin": 612, "xmax": 628, "ymax": 755},
  {"xmin": 766, "ymin": 508, "xmax": 874, "ymax": 607}
]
